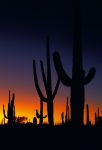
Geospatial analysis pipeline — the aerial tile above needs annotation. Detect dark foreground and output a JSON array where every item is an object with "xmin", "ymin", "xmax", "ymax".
[{"xmin": 0, "ymin": 124, "xmax": 101, "ymax": 149}]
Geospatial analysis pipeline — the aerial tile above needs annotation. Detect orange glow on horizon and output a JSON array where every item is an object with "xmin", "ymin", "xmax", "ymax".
[{"xmin": 0, "ymin": 90, "xmax": 101, "ymax": 125}]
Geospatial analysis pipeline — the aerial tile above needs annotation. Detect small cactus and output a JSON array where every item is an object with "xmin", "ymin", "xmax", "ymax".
[
  {"xmin": 65, "ymin": 96, "xmax": 70, "ymax": 124},
  {"xmin": 95, "ymin": 112, "xmax": 97, "ymax": 125},
  {"xmin": 36, "ymin": 100, "xmax": 47, "ymax": 125},
  {"xmin": 33, "ymin": 117, "xmax": 37, "ymax": 125},
  {"xmin": 86, "ymin": 104, "xmax": 91, "ymax": 126},
  {"xmin": 61, "ymin": 112, "xmax": 64, "ymax": 125},
  {"xmin": 3, "ymin": 90, "xmax": 15, "ymax": 124}
]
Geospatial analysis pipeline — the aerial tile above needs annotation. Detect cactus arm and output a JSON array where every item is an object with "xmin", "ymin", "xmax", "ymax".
[
  {"xmin": 36, "ymin": 109, "xmax": 41, "ymax": 118},
  {"xmin": 33, "ymin": 60, "xmax": 47, "ymax": 102},
  {"xmin": 40, "ymin": 60, "xmax": 47, "ymax": 91},
  {"xmin": 36, "ymin": 109, "xmax": 47, "ymax": 119},
  {"xmin": 53, "ymin": 52, "xmax": 72, "ymax": 86},
  {"xmin": 43, "ymin": 115, "xmax": 47, "ymax": 118},
  {"xmin": 3, "ymin": 105, "xmax": 8, "ymax": 119},
  {"xmin": 52, "ymin": 78, "xmax": 60, "ymax": 100},
  {"xmin": 84, "ymin": 67, "xmax": 96, "ymax": 85}
]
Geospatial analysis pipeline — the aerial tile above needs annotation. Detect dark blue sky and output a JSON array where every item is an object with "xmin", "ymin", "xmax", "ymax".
[{"xmin": 0, "ymin": 0, "xmax": 101, "ymax": 122}]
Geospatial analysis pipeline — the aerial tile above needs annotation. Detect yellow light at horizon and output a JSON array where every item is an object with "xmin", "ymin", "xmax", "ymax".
[{"xmin": 0, "ymin": 91, "xmax": 101, "ymax": 125}]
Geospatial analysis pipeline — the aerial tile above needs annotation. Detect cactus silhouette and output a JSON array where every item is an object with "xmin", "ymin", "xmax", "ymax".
[
  {"xmin": 97, "ymin": 107, "xmax": 99, "ymax": 118},
  {"xmin": 61, "ymin": 112, "xmax": 64, "ymax": 125},
  {"xmin": 3, "ymin": 91, "xmax": 15, "ymax": 124},
  {"xmin": 33, "ymin": 37, "xmax": 60, "ymax": 125},
  {"xmin": 65, "ymin": 96, "xmax": 70, "ymax": 124},
  {"xmin": 53, "ymin": 0, "xmax": 96, "ymax": 126},
  {"xmin": 86, "ymin": 104, "xmax": 91, "ymax": 126},
  {"xmin": 95, "ymin": 112, "xmax": 97, "ymax": 125},
  {"xmin": 94, "ymin": 107, "xmax": 102, "ymax": 126},
  {"xmin": 33, "ymin": 117, "xmax": 37, "ymax": 125},
  {"xmin": 36, "ymin": 100, "xmax": 47, "ymax": 125}
]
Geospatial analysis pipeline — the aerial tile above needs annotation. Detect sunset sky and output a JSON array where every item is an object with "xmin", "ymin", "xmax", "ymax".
[{"xmin": 0, "ymin": 0, "xmax": 101, "ymax": 124}]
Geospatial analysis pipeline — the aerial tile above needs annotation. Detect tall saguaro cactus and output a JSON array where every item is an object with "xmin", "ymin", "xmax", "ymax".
[
  {"xmin": 3, "ymin": 91, "xmax": 15, "ymax": 124},
  {"xmin": 36, "ymin": 100, "xmax": 47, "ymax": 125},
  {"xmin": 53, "ymin": 0, "xmax": 96, "ymax": 126},
  {"xmin": 33, "ymin": 37, "xmax": 60, "ymax": 125}
]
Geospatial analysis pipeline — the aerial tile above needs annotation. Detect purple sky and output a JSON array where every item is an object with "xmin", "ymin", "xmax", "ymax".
[{"xmin": 0, "ymin": 0, "xmax": 101, "ymax": 122}]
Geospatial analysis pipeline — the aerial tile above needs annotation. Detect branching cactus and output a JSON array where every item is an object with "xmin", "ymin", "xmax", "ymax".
[
  {"xmin": 3, "ymin": 90, "xmax": 15, "ymax": 124},
  {"xmin": 53, "ymin": 0, "xmax": 96, "ymax": 126},
  {"xmin": 33, "ymin": 37, "xmax": 60, "ymax": 125},
  {"xmin": 36, "ymin": 100, "xmax": 47, "ymax": 125}
]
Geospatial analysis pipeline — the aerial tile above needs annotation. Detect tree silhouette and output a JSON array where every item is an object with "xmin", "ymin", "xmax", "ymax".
[{"xmin": 15, "ymin": 116, "xmax": 28, "ymax": 124}]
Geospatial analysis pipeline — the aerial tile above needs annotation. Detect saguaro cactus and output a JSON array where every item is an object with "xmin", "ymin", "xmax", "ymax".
[
  {"xmin": 36, "ymin": 100, "xmax": 47, "ymax": 125},
  {"xmin": 33, "ymin": 37, "xmax": 60, "ymax": 125},
  {"xmin": 53, "ymin": 0, "xmax": 96, "ymax": 126},
  {"xmin": 3, "ymin": 91, "xmax": 15, "ymax": 124},
  {"xmin": 86, "ymin": 104, "xmax": 91, "ymax": 126},
  {"xmin": 61, "ymin": 112, "xmax": 64, "ymax": 125}
]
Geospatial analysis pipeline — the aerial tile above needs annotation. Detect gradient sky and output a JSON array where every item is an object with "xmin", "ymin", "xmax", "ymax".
[{"xmin": 0, "ymin": 0, "xmax": 101, "ymax": 124}]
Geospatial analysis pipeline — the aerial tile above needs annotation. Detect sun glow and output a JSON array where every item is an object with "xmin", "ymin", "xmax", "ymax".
[{"xmin": 0, "ymin": 90, "xmax": 101, "ymax": 125}]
